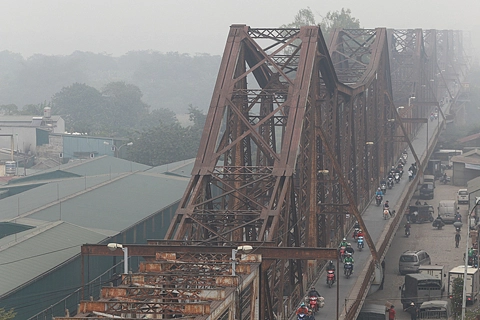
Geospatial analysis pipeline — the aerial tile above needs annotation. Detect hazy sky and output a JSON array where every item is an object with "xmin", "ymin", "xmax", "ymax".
[{"xmin": 1, "ymin": 0, "xmax": 479, "ymax": 58}]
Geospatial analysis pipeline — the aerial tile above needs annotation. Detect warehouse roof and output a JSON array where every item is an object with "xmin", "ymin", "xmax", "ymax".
[
  {"xmin": 0, "ymin": 157, "xmax": 191, "ymax": 233},
  {"xmin": 0, "ymin": 220, "xmax": 108, "ymax": 297},
  {"xmin": 0, "ymin": 156, "xmax": 194, "ymax": 301}
]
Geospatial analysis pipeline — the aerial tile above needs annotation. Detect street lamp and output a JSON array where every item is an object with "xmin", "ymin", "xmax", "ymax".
[
  {"xmin": 408, "ymin": 96, "xmax": 415, "ymax": 106},
  {"xmin": 231, "ymin": 245, "xmax": 253, "ymax": 276},
  {"xmin": 114, "ymin": 142, "xmax": 133, "ymax": 158},
  {"xmin": 107, "ymin": 243, "xmax": 129, "ymax": 275}
]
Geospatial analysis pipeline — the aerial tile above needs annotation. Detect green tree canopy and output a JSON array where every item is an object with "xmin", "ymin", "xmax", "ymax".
[
  {"xmin": 126, "ymin": 106, "xmax": 206, "ymax": 166},
  {"xmin": 52, "ymin": 82, "xmax": 105, "ymax": 134}
]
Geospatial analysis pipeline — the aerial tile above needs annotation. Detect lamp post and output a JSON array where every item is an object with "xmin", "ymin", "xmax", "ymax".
[
  {"xmin": 114, "ymin": 142, "xmax": 133, "ymax": 158},
  {"xmin": 231, "ymin": 245, "xmax": 253, "ymax": 276},
  {"xmin": 107, "ymin": 243, "xmax": 129, "ymax": 274},
  {"xmin": 462, "ymin": 198, "xmax": 480, "ymax": 319}
]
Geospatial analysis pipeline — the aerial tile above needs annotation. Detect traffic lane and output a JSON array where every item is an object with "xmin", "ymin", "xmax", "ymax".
[
  {"xmin": 365, "ymin": 183, "xmax": 469, "ymax": 319},
  {"xmin": 313, "ymin": 177, "xmax": 410, "ymax": 319}
]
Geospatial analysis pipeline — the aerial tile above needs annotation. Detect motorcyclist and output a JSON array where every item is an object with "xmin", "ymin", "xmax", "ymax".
[
  {"xmin": 383, "ymin": 200, "xmax": 390, "ymax": 212},
  {"xmin": 326, "ymin": 260, "xmax": 336, "ymax": 272},
  {"xmin": 308, "ymin": 287, "xmax": 321, "ymax": 297},
  {"xmin": 344, "ymin": 253, "xmax": 354, "ymax": 273},
  {"xmin": 404, "ymin": 221, "xmax": 411, "ymax": 235},
  {"xmin": 296, "ymin": 302, "xmax": 309, "ymax": 316},
  {"xmin": 376, "ymin": 188, "xmax": 383, "ymax": 197},
  {"xmin": 390, "ymin": 165, "xmax": 396, "ymax": 175},
  {"xmin": 357, "ymin": 229, "xmax": 364, "ymax": 238},
  {"xmin": 353, "ymin": 221, "xmax": 360, "ymax": 229},
  {"xmin": 345, "ymin": 243, "xmax": 355, "ymax": 256},
  {"xmin": 326, "ymin": 260, "xmax": 336, "ymax": 282},
  {"xmin": 339, "ymin": 237, "xmax": 348, "ymax": 248}
]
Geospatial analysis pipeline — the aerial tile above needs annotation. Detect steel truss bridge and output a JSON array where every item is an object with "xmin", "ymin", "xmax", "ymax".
[{"xmin": 72, "ymin": 26, "xmax": 469, "ymax": 320}]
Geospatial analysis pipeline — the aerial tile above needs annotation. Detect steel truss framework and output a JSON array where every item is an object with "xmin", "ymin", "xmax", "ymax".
[
  {"xmin": 164, "ymin": 25, "xmax": 403, "ymax": 319},
  {"xmin": 58, "ymin": 26, "xmax": 466, "ymax": 320}
]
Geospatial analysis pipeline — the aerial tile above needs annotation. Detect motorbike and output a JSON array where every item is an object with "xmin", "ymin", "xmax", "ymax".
[
  {"xmin": 405, "ymin": 227, "xmax": 410, "ymax": 237},
  {"xmin": 387, "ymin": 177, "xmax": 394, "ymax": 189},
  {"xmin": 326, "ymin": 270, "xmax": 336, "ymax": 288},
  {"xmin": 375, "ymin": 194, "xmax": 382, "ymax": 206},
  {"xmin": 357, "ymin": 236, "xmax": 364, "ymax": 251},
  {"xmin": 394, "ymin": 172, "xmax": 400, "ymax": 183},
  {"xmin": 432, "ymin": 218, "xmax": 445, "ymax": 229},
  {"xmin": 344, "ymin": 262, "xmax": 353, "ymax": 278},
  {"xmin": 352, "ymin": 228, "xmax": 359, "ymax": 240},
  {"xmin": 402, "ymin": 151, "xmax": 408, "ymax": 161},
  {"xmin": 440, "ymin": 175, "xmax": 451, "ymax": 184},
  {"xmin": 297, "ymin": 313, "xmax": 307, "ymax": 319},
  {"xmin": 383, "ymin": 209, "xmax": 390, "ymax": 220},
  {"xmin": 380, "ymin": 183, "xmax": 387, "ymax": 195},
  {"xmin": 308, "ymin": 296, "xmax": 319, "ymax": 313},
  {"xmin": 339, "ymin": 246, "xmax": 346, "ymax": 262}
]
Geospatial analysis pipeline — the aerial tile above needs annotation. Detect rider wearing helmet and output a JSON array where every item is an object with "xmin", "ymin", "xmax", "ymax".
[
  {"xmin": 296, "ymin": 302, "xmax": 309, "ymax": 315},
  {"xmin": 375, "ymin": 187, "xmax": 383, "ymax": 197},
  {"xmin": 339, "ymin": 237, "xmax": 348, "ymax": 248},
  {"xmin": 356, "ymin": 229, "xmax": 364, "ymax": 238},
  {"xmin": 326, "ymin": 260, "xmax": 335, "ymax": 272},
  {"xmin": 308, "ymin": 286, "xmax": 320, "ymax": 297},
  {"xmin": 344, "ymin": 252, "xmax": 355, "ymax": 272},
  {"xmin": 345, "ymin": 243, "xmax": 355, "ymax": 255}
]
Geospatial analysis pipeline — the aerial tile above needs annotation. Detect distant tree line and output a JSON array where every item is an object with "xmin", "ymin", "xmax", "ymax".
[{"xmin": 0, "ymin": 50, "xmax": 220, "ymax": 114}]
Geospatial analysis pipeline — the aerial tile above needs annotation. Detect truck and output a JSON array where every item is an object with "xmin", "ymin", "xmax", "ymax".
[
  {"xmin": 400, "ymin": 273, "xmax": 442, "ymax": 308},
  {"xmin": 448, "ymin": 266, "xmax": 480, "ymax": 304},
  {"xmin": 419, "ymin": 265, "xmax": 446, "ymax": 293}
]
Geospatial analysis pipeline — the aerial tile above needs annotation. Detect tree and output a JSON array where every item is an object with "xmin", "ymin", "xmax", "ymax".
[
  {"xmin": 0, "ymin": 104, "xmax": 18, "ymax": 115},
  {"xmin": 0, "ymin": 308, "xmax": 15, "ymax": 320},
  {"xmin": 281, "ymin": 8, "xmax": 316, "ymax": 28},
  {"xmin": 451, "ymin": 277, "xmax": 463, "ymax": 317},
  {"xmin": 319, "ymin": 8, "xmax": 361, "ymax": 41},
  {"xmin": 52, "ymin": 83, "xmax": 105, "ymax": 134},
  {"xmin": 126, "ymin": 107, "xmax": 206, "ymax": 166},
  {"xmin": 101, "ymin": 81, "xmax": 150, "ymax": 134}
]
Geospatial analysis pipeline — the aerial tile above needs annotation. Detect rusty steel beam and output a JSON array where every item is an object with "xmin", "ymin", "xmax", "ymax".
[{"xmin": 82, "ymin": 243, "xmax": 337, "ymax": 260}]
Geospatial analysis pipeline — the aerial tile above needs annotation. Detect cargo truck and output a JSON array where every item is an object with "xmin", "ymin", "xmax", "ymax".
[
  {"xmin": 400, "ymin": 273, "xmax": 442, "ymax": 308},
  {"xmin": 448, "ymin": 266, "xmax": 480, "ymax": 305},
  {"xmin": 419, "ymin": 265, "xmax": 446, "ymax": 293}
]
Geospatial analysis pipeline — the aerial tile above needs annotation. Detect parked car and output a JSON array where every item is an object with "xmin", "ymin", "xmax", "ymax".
[{"xmin": 399, "ymin": 250, "xmax": 431, "ymax": 275}]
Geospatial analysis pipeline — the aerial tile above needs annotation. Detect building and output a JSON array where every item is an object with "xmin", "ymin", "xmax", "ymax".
[
  {"xmin": 0, "ymin": 115, "xmax": 65, "ymax": 154},
  {"xmin": 0, "ymin": 156, "xmax": 193, "ymax": 319},
  {"xmin": 451, "ymin": 149, "xmax": 480, "ymax": 186}
]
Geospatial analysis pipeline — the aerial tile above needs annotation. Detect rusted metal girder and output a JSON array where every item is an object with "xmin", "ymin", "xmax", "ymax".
[{"xmin": 81, "ymin": 243, "xmax": 338, "ymax": 260}]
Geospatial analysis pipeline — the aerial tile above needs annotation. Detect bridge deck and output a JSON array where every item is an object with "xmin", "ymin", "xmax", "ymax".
[{"xmin": 313, "ymin": 98, "xmax": 450, "ymax": 320}]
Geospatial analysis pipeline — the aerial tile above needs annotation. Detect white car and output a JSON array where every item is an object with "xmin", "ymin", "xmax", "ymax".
[{"xmin": 457, "ymin": 188, "xmax": 469, "ymax": 205}]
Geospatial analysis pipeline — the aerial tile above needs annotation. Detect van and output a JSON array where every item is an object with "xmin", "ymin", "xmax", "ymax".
[
  {"xmin": 438, "ymin": 200, "xmax": 458, "ymax": 223},
  {"xmin": 399, "ymin": 250, "xmax": 431, "ymax": 275},
  {"xmin": 424, "ymin": 174, "xmax": 435, "ymax": 188},
  {"xmin": 457, "ymin": 189, "xmax": 469, "ymax": 205},
  {"xmin": 419, "ymin": 182, "xmax": 434, "ymax": 199}
]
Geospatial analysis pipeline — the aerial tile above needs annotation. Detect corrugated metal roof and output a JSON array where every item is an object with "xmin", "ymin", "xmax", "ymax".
[
  {"xmin": 27, "ymin": 172, "xmax": 189, "ymax": 232},
  {"xmin": 0, "ymin": 221, "xmax": 108, "ymax": 297},
  {"xmin": 146, "ymin": 158, "xmax": 195, "ymax": 177},
  {"xmin": 0, "ymin": 166, "xmax": 190, "ymax": 233},
  {"xmin": 468, "ymin": 176, "xmax": 480, "ymax": 194},
  {"xmin": 17, "ymin": 155, "xmax": 150, "ymax": 178},
  {"xmin": 451, "ymin": 149, "xmax": 480, "ymax": 165},
  {"xmin": 0, "ymin": 115, "xmax": 62, "ymax": 122}
]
